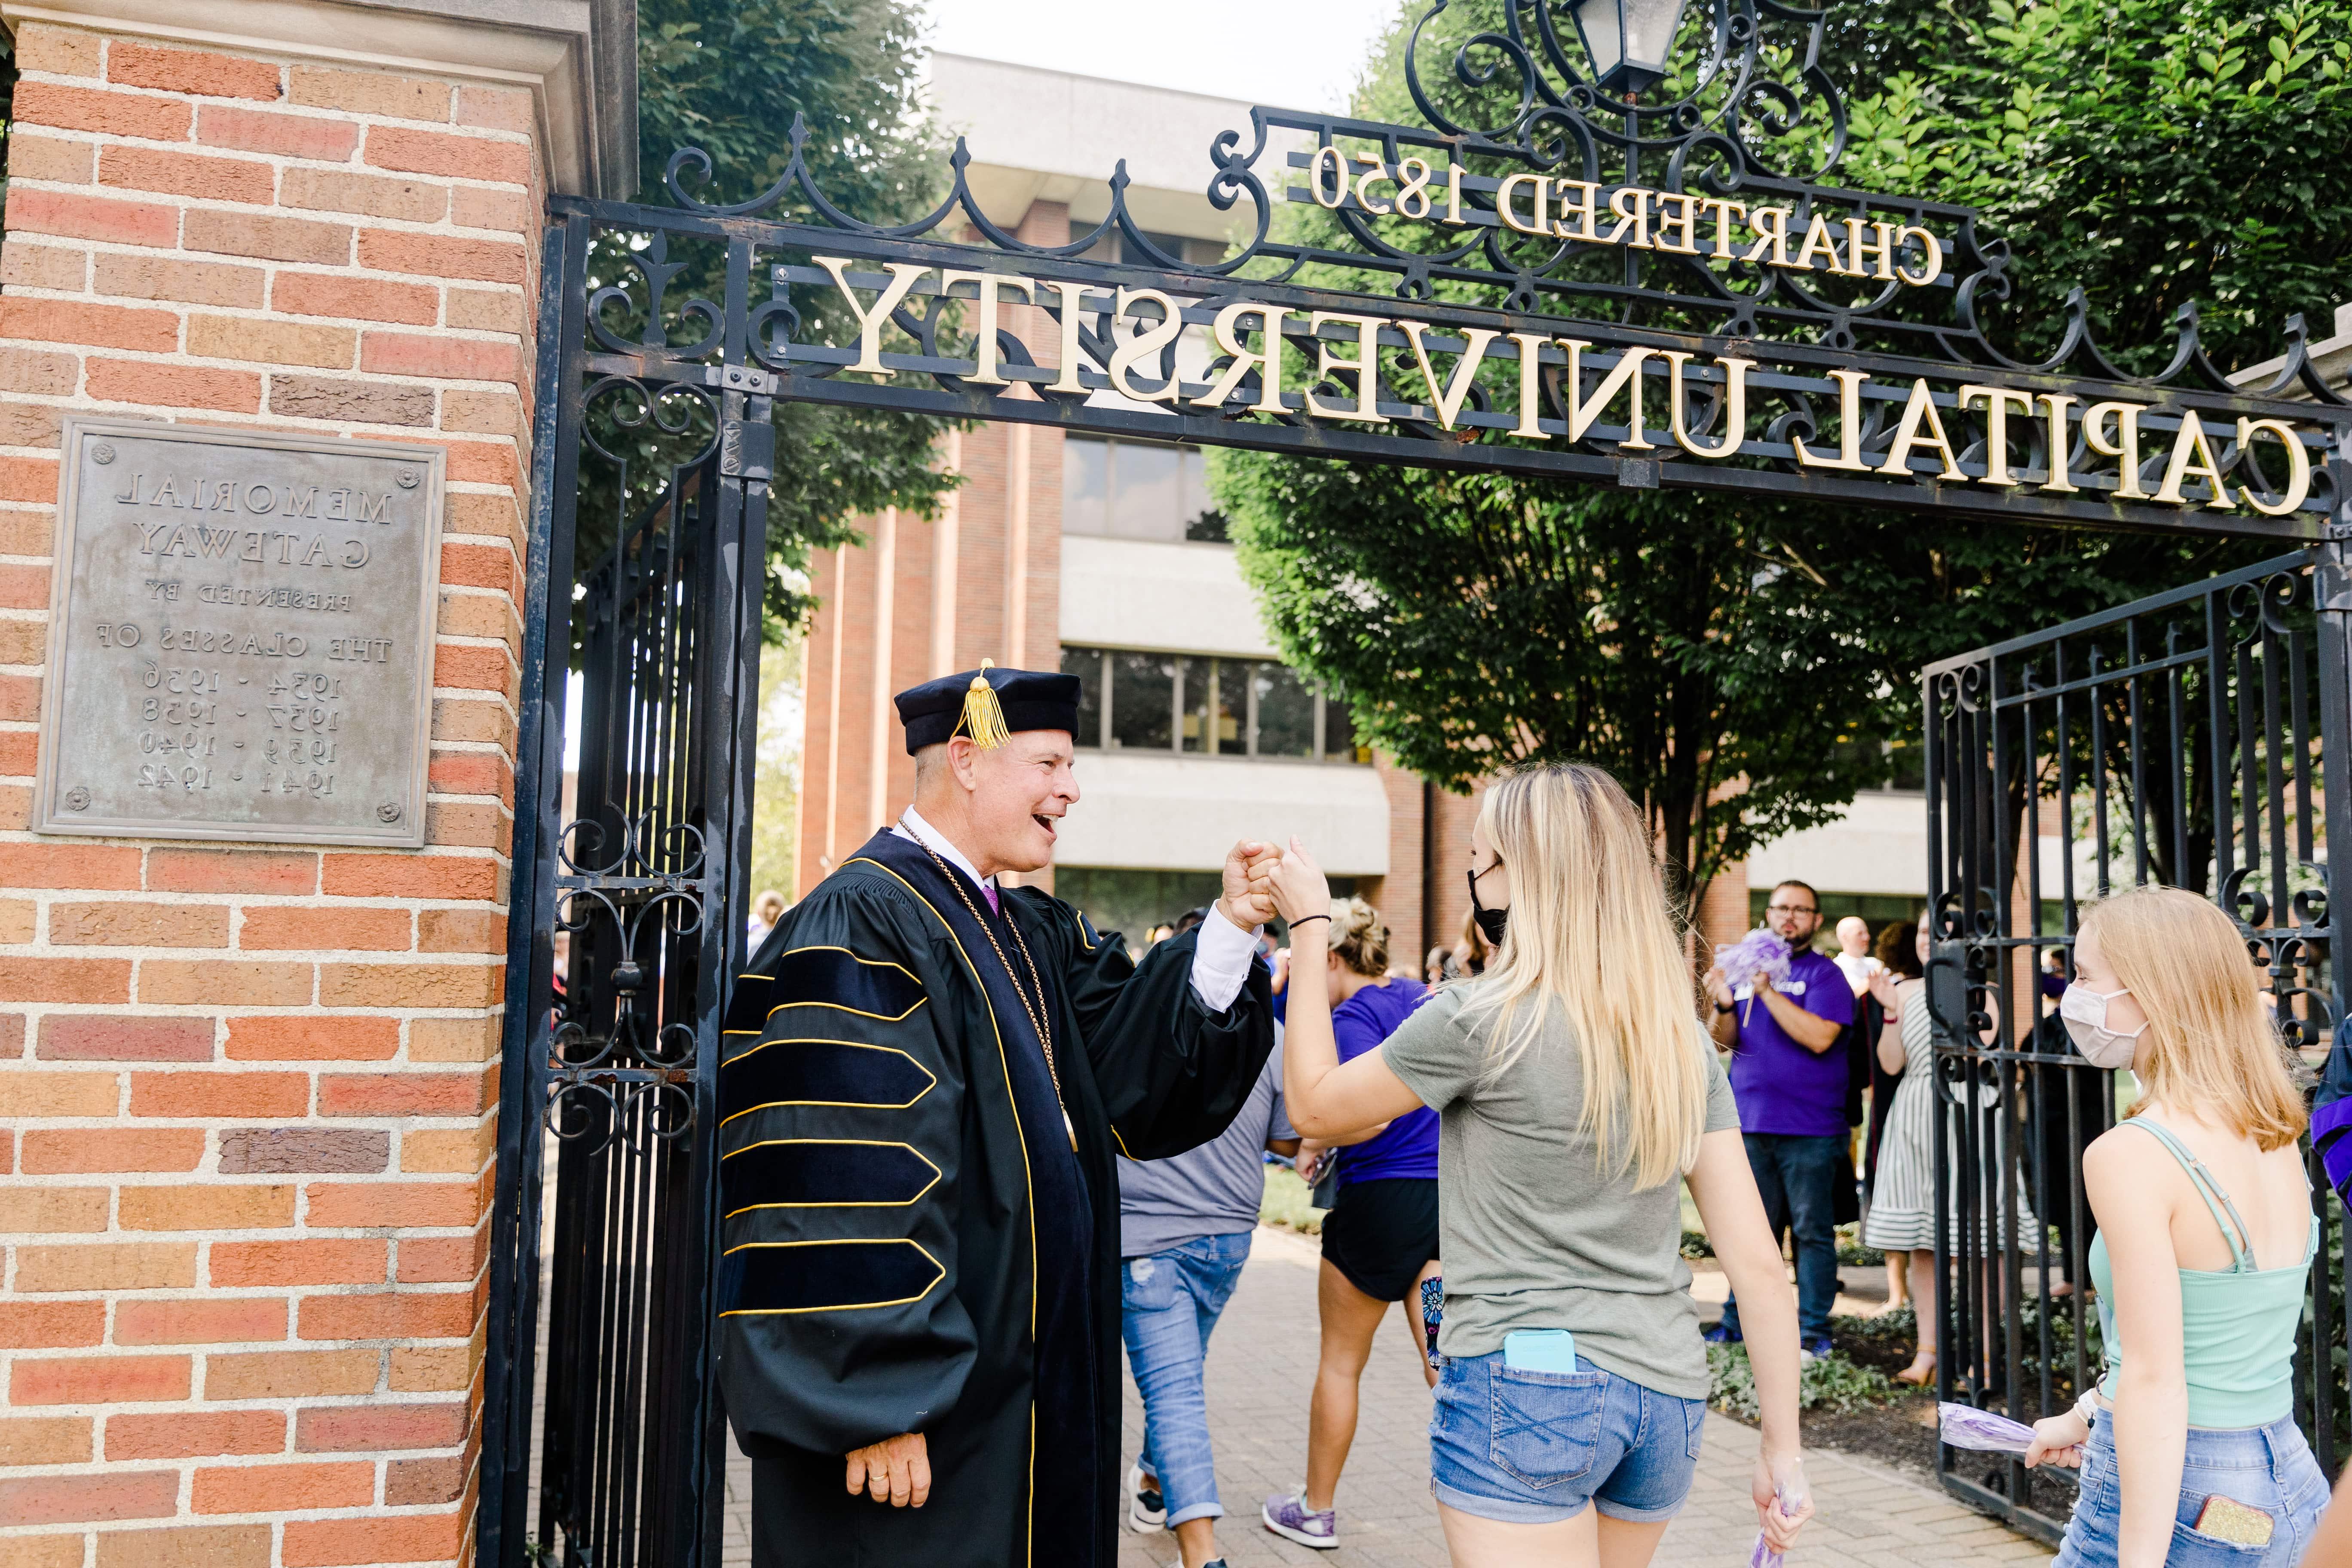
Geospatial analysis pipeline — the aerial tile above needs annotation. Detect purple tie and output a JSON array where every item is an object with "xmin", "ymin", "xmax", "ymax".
[{"xmin": 981, "ymin": 882, "xmax": 1000, "ymax": 916}]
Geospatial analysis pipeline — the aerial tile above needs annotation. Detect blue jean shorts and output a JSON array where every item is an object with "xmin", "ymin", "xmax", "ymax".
[
  {"xmin": 1428, "ymin": 1350, "xmax": 1706, "ymax": 1525},
  {"xmin": 2055, "ymin": 1409, "xmax": 2327, "ymax": 1567}
]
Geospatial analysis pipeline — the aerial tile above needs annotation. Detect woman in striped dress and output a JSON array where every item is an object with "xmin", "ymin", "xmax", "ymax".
[{"xmin": 1862, "ymin": 917, "xmax": 1938, "ymax": 1385}]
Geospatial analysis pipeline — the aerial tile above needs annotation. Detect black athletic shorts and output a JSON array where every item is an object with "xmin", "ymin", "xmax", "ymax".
[{"xmin": 1319, "ymin": 1176, "xmax": 1439, "ymax": 1302}]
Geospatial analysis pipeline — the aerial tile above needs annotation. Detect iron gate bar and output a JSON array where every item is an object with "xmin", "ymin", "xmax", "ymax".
[{"xmin": 1923, "ymin": 547, "xmax": 2349, "ymax": 1542}]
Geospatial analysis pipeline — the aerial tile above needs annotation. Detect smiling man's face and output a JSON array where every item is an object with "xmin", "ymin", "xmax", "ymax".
[{"xmin": 962, "ymin": 731, "xmax": 1079, "ymax": 875}]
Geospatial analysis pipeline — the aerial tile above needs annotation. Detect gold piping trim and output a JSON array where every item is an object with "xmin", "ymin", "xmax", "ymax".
[
  {"xmin": 717, "ymin": 1238, "xmax": 945, "ymax": 1317},
  {"xmin": 720, "ymin": 1138, "xmax": 943, "ymax": 1214},
  {"xmin": 764, "ymin": 945, "xmax": 927, "ymax": 1022},
  {"xmin": 846, "ymin": 854, "xmax": 1043, "ymax": 1558},
  {"xmin": 767, "ymin": 995, "xmax": 928, "ymax": 1024},
  {"xmin": 717, "ymin": 1040, "xmax": 939, "ymax": 1125}
]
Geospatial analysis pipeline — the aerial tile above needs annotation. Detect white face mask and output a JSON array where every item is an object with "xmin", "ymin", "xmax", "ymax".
[{"xmin": 2058, "ymin": 983, "xmax": 2144, "ymax": 1070}]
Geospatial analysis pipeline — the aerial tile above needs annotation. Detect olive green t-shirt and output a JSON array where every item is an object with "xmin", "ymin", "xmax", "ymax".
[{"xmin": 1380, "ymin": 982, "xmax": 1739, "ymax": 1400}]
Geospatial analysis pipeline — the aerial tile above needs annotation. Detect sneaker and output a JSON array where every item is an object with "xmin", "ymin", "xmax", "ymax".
[
  {"xmin": 1702, "ymin": 1320, "xmax": 1742, "ymax": 1344},
  {"xmin": 1262, "ymin": 1492, "xmax": 1338, "ymax": 1550},
  {"xmin": 1800, "ymin": 1337, "xmax": 1834, "ymax": 1364},
  {"xmin": 1127, "ymin": 1462, "xmax": 1165, "ymax": 1534}
]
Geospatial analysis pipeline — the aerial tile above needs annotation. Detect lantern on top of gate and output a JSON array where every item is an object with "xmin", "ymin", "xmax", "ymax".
[{"xmin": 1567, "ymin": 0, "xmax": 1696, "ymax": 95}]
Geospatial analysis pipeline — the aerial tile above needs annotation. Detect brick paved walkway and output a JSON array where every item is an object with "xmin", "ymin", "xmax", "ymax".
[{"xmin": 719, "ymin": 1223, "xmax": 2052, "ymax": 1567}]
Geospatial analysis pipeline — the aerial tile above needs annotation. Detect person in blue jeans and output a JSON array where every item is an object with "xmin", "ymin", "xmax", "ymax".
[
  {"xmin": 1703, "ymin": 879, "xmax": 1855, "ymax": 1358},
  {"xmin": 1118, "ymin": 1035, "xmax": 1297, "ymax": 1568},
  {"xmin": 2024, "ymin": 889, "xmax": 2326, "ymax": 1566}
]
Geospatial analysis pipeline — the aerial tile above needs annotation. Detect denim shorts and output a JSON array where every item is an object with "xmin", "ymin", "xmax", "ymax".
[
  {"xmin": 1428, "ymin": 1350, "xmax": 1706, "ymax": 1525},
  {"xmin": 2055, "ymin": 1409, "xmax": 2328, "ymax": 1567}
]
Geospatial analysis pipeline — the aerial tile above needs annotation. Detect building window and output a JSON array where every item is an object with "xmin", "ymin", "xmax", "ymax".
[
  {"xmin": 1062, "ymin": 437, "xmax": 1227, "ymax": 543},
  {"xmin": 1061, "ymin": 646, "xmax": 1367, "ymax": 763},
  {"xmin": 1832, "ymin": 734, "xmax": 1926, "ymax": 793}
]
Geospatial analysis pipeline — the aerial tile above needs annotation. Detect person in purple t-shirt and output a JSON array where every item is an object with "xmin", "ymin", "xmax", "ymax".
[
  {"xmin": 1701, "ymin": 879, "xmax": 1855, "ymax": 1359},
  {"xmin": 1260, "ymin": 899, "xmax": 1436, "ymax": 1553}
]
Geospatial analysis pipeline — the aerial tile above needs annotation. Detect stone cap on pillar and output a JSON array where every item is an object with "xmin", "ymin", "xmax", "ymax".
[{"xmin": 0, "ymin": 0, "xmax": 639, "ymax": 196}]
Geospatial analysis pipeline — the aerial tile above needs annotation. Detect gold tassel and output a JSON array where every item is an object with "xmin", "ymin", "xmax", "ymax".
[{"xmin": 958, "ymin": 658, "xmax": 1011, "ymax": 750}]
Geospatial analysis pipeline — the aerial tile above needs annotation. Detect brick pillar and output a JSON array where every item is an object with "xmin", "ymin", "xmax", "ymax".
[
  {"xmin": 1427, "ymin": 782, "xmax": 1486, "ymax": 957},
  {"xmin": 1693, "ymin": 859, "xmax": 1754, "ymax": 958},
  {"xmin": 1369, "ymin": 754, "xmax": 1424, "ymax": 967},
  {"xmin": 0, "ymin": 8, "xmax": 619, "ymax": 1562}
]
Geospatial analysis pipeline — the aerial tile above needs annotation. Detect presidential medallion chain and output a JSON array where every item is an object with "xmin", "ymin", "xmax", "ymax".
[{"xmin": 918, "ymin": 844, "xmax": 1077, "ymax": 1148}]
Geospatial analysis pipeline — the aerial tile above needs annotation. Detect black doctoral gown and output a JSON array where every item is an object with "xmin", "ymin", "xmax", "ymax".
[{"xmin": 715, "ymin": 828, "xmax": 1274, "ymax": 1568}]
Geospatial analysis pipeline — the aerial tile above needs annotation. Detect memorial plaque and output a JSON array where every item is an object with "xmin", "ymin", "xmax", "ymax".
[{"xmin": 32, "ymin": 417, "xmax": 444, "ymax": 847}]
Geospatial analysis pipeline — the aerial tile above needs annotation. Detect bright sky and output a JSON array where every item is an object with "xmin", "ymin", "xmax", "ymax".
[{"xmin": 920, "ymin": 0, "xmax": 1400, "ymax": 113}]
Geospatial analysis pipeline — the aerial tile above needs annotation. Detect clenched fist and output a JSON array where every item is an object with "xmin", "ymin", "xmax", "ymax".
[{"xmin": 1218, "ymin": 839, "xmax": 1281, "ymax": 929}]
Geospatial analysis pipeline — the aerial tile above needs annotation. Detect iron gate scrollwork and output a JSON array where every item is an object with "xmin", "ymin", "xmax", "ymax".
[
  {"xmin": 481, "ymin": 214, "xmax": 774, "ymax": 1568},
  {"xmin": 1923, "ymin": 548, "xmax": 2352, "ymax": 1542}
]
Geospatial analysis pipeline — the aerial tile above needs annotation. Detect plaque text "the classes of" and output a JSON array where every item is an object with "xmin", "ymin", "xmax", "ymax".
[{"xmin": 33, "ymin": 418, "xmax": 445, "ymax": 847}]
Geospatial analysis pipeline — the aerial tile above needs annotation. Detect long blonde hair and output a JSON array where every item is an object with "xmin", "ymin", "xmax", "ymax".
[
  {"xmin": 2081, "ymin": 887, "xmax": 2306, "ymax": 1152},
  {"xmin": 1463, "ymin": 764, "xmax": 1709, "ymax": 1188}
]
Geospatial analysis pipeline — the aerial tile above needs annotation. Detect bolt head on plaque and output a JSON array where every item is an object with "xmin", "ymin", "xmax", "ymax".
[
  {"xmin": 378, "ymin": 801, "xmax": 403, "ymax": 823},
  {"xmin": 89, "ymin": 444, "xmax": 115, "ymax": 466},
  {"xmin": 63, "ymin": 787, "xmax": 90, "ymax": 811},
  {"xmin": 397, "ymin": 468, "xmax": 420, "ymax": 489}
]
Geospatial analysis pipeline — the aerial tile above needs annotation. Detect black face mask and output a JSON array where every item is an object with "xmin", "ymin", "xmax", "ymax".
[{"xmin": 1467, "ymin": 868, "xmax": 1509, "ymax": 947}]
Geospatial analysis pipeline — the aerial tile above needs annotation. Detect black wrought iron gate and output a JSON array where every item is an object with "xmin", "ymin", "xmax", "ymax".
[
  {"xmin": 1923, "ymin": 547, "xmax": 2352, "ymax": 1541},
  {"xmin": 470, "ymin": 0, "xmax": 2352, "ymax": 1545},
  {"xmin": 480, "ymin": 213, "xmax": 774, "ymax": 1568}
]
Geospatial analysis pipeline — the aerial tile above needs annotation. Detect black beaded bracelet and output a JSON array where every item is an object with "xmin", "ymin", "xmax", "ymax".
[{"xmin": 1288, "ymin": 914, "xmax": 1330, "ymax": 928}]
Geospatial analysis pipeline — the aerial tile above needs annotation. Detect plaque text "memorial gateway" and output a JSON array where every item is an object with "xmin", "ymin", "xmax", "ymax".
[{"xmin": 33, "ymin": 419, "xmax": 446, "ymax": 848}]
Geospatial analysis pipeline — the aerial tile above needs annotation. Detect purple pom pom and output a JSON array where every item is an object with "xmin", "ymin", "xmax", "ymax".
[{"xmin": 1715, "ymin": 929, "xmax": 1792, "ymax": 992}]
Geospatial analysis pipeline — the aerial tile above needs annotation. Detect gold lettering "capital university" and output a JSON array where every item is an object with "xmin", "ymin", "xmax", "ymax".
[{"xmin": 813, "ymin": 258, "xmax": 2318, "ymax": 518}]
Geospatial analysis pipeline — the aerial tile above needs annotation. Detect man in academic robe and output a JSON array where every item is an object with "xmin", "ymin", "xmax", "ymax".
[{"xmin": 716, "ymin": 662, "xmax": 1280, "ymax": 1568}]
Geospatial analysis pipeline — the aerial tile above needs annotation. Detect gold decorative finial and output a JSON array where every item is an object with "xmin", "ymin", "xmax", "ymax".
[{"xmin": 957, "ymin": 658, "xmax": 1011, "ymax": 749}]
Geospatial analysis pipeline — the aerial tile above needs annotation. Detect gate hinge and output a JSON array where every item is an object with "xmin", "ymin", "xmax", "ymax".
[
  {"xmin": 721, "ymin": 418, "xmax": 775, "ymax": 482},
  {"xmin": 710, "ymin": 363, "xmax": 778, "ymax": 395},
  {"xmin": 2319, "ymin": 559, "xmax": 2352, "ymax": 613}
]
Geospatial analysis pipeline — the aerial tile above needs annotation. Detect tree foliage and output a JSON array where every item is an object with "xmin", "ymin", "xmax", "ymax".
[
  {"xmin": 1216, "ymin": 0, "xmax": 2352, "ymax": 908},
  {"xmin": 623, "ymin": 0, "xmax": 958, "ymax": 635}
]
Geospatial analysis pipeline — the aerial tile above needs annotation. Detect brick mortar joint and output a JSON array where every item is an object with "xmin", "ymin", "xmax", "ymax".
[
  {"xmin": 17, "ymin": 61, "xmax": 545, "ymax": 145},
  {"xmin": 5, "ymin": 146, "xmax": 540, "ymax": 191}
]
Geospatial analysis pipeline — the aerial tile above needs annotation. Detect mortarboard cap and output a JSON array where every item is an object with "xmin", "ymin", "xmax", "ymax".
[{"xmin": 896, "ymin": 659, "xmax": 1081, "ymax": 754}]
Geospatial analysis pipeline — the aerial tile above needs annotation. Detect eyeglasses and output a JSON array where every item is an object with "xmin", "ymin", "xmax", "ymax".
[
  {"xmin": 1470, "ymin": 855, "xmax": 1504, "ymax": 883},
  {"xmin": 1764, "ymin": 903, "xmax": 1819, "ymax": 916}
]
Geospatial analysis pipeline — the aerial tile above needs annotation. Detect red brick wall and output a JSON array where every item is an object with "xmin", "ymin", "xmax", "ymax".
[{"xmin": 0, "ymin": 22, "xmax": 539, "ymax": 1564}]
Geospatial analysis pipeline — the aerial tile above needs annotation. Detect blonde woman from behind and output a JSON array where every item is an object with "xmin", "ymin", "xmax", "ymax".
[
  {"xmin": 2024, "ymin": 888, "xmax": 2324, "ymax": 1566},
  {"xmin": 1271, "ymin": 764, "xmax": 1813, "ymax": 1568}
]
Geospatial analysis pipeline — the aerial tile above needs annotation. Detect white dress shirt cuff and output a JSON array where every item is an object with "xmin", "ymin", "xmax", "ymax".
[{"xmin": 1189, "ymin": 903, "xmax": 1260, "ymax": 1011}]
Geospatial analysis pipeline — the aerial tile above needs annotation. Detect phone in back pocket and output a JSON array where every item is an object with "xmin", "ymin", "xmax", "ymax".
[
  {"xmin": 1502, "ymin": 1329, "xmax": 1577, "ymax": 1375},
  {"xmin": 2190, "ymin": 1495, "xmax": 2274, "ymax": 1547}
]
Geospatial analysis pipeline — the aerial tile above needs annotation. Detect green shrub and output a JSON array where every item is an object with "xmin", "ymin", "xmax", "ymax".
[
  {"xmin": 1707, "ymin": 1343, "xmax": 1900, "ymax": 1420},
  {"xmin": 1833, "ymin": 1302, "xmax": 1917, "ymax": 1345},
  {"xmin": 1260, "ymin": 1165, "xmax": 1326, "ymax": 1235}
]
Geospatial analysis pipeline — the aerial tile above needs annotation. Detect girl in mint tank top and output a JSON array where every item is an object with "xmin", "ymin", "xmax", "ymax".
[{"xmin": 2021, "ymin": 888, "xmax": 2323, "ymax": 1568}]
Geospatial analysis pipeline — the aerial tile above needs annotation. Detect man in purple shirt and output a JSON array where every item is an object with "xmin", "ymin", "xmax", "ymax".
[{"xmin": 1702, "ymin": 879, "xmax": 1854, "ymax": 1358}]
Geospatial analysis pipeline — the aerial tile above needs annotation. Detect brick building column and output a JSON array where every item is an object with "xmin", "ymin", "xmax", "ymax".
[{"xmin": 0, "ymin": 1, "xmax": 627, "ymax": 1562}]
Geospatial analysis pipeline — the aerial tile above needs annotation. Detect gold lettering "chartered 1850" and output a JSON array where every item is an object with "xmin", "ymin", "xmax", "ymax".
[
  {"xmin": 1297, "ymin": 154, "xmax": 1945, "ymax": 287},
  {"xmin": 814, "ymin": 257, "xmax": 2318, "ymax": 518}
]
